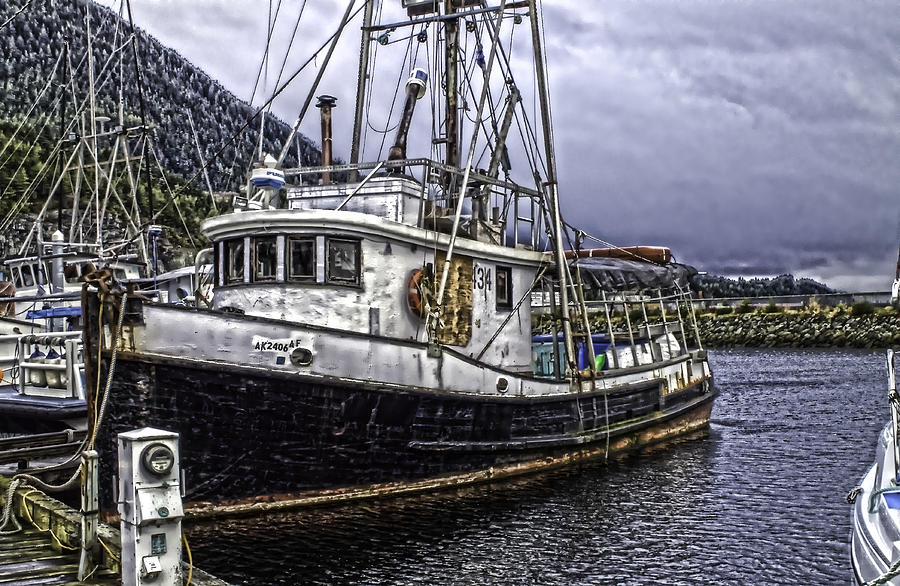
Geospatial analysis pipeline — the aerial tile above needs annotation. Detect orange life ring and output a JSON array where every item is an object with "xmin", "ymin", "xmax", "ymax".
[{"xmin": 407, "ymin": 269, "xmax": 426, "ymax": 318}]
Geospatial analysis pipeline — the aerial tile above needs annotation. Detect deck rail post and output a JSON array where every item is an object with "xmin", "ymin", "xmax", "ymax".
[{"xmin": 78, "ymin": 449, "xmax": 98, "ymax": 581}]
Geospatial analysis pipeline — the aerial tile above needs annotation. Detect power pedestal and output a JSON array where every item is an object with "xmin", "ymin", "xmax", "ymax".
[{"xmin": 118, "ymin": 427, "xmax": 184, "ymax": 585}]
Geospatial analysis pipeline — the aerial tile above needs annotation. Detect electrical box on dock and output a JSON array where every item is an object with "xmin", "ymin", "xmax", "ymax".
[{"xmin": 118, "ymin": 427, "xmax": 183, "ymax": 585}]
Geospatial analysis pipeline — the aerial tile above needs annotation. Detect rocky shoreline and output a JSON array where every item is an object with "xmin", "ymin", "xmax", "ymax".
[{"xmin": 694, "ymin": 308, "xmax": 900, "ymax": 348}]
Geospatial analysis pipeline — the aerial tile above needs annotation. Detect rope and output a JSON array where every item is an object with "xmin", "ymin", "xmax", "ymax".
[
  {"xmin": 90, "ymin": 291, "xmax": 129, "ymax": 450},
  {"xmin": 183, "ymin": 534, "xmax": 193, "ymax": 585},
  {"xmin": 866, "ymin": 557, "xmax": 900, "ymax": 586},
  {"xmin": 0, "ymin": 478, "xmax": 23, "ymax": 534},
  {"xmin": 99, "ymin": 536, "xmax": 120, "ymax": 562},
  {"xmin": 19, "ymin": 489, "xmax": 78, "ymax": 551}
]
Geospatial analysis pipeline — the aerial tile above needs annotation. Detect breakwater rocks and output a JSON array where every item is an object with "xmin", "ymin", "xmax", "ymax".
[{"xmin": 695, "ymin": 310, "xmax": 900, "ymax": 348}]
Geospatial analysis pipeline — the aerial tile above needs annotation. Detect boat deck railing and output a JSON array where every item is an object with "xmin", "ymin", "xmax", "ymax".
[{"xmin": 279, "ymin": 157, "xmax": 549, "ymax": 251}]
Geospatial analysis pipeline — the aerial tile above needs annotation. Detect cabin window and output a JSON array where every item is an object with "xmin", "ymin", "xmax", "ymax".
[
  {"xmin": 496, "ymin": 266, "xmax": 512, "ymax": 309},
  {"xmin": 224, "ymin": 239, "xmax": 245, "ymax": 284},
  {"xmin": 326, "ymin": 238, "xmax": 360, "ymax": 285},
  {"xmin": 288, "ymin": 238, "xmax": 315, "ymax": 281},
  {"xmin": 65, "ymin": 263, "xmax": 83, "ymax": 284},
  {"xmin": 253, "ymin": 237, "xmax": 278, "ymax": 282},
  {"xmin": 21, "ymin": 265, "xmax": 35, "ymax": 287},
  {"xmin": 10, "ymin": 267, "xmax": 21, "ymax": 288}
]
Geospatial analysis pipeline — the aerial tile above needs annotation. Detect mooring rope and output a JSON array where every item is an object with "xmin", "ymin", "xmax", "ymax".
[
  {"xmin": 865, "ymin": 557, "xmax": 900, "ymax": 586},
  {"xmin": 0, "ymin": 478, "xmax": 22, "ymax": 534}
]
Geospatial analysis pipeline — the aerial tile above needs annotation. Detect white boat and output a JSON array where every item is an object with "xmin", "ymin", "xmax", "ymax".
[{"xmin": 851, "ymin": 350, "xmax": 900, "ymax": 585}]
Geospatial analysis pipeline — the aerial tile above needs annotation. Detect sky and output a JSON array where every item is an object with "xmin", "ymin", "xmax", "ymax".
[{"xmin": 94, "ymin": 0, "xmax": 900, "ymax": 292}]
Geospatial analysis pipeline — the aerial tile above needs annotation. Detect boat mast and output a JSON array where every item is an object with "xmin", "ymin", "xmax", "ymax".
[
  {"xmin": 527, "ymin": 0, "xmax": 577, "ymax": 375},
  {"xmin": 444, "ymin": 0, "xmax": 460, "ymax": 199},
  {"xmin": 86, "ymin": 1, "xmax": 101, "ymax": 252},
  {"xmin": 349, "ymin": 0, "xmax": 375, "ymax": 182}
]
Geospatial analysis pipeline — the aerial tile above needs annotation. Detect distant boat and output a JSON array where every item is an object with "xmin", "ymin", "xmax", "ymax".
[{"xmin": 81, "ymin": 0, "xmax": 717, "ymax": 514}]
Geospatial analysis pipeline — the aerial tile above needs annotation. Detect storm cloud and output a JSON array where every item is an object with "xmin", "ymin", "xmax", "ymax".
[{"xmin": 99, "ymin": 0, "xmax": 900, "ymax": 291}]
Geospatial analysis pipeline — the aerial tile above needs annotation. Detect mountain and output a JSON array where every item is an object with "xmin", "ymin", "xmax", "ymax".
[{"xmin": 0, "ymin": 0, "xmax": 319, "ymax": 193}]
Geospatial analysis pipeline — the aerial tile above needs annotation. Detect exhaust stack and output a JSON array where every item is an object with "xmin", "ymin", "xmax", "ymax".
[
  {"xmin": 316, "ymin": 95, "xmax": 337, "ymax": 184},
  {"xmin": 388, "ymin": 69, "xmax": 428, "ymax": 164}
]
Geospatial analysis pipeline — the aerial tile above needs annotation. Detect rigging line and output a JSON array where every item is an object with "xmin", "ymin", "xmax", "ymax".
[
  {"xmin": 152, "ymin": 1, "xmax": 367, "ymax": 221},
  {"xmin": 0, "ymin": 100, "xmax": 63, "ymax": 205},
  {"xmin": 0, "ymin": 0, "xmax": 32, "ymax": 32},
  {"xmin": 363, "ymin": 9, "xmax": 403, "ymax": 136},
  {"xmin": 149, "ymin": 144, "xmax": 196, "ymax": 248},
  {"xmin": 478, "ymin": 7, "xmax": 546, "ymax": 177},
  {"xmin": 375, "ymin": 32, "xmax": 415, "ymax": 159},
  {"xmin": 248, "ymin": 0, "xmax": 283, "ymax": 109},
  {"xmin": 271, "ymin": 0, "xmax": 307, "ymax": 108},
  {"xmin": 457, "ymin": 47, "xmax": 500, "ymax": 167},
  {"xmin": 275, "ymin": 0, "xmax": 356, "ymax": 167},
  {"xmin": 0, "ymin": 137, "xmax": 67, "ymax": 234},
  {"xmin": 359, "ymin": 0, "xmax": 386, "ymax": 159},
  {"xmin": 256, "ymin": 0, "xmax": 277, "ymax": 161},
  {"xmin": 0, "ymin": 52, "xmax": 64, "ymax": 163},
  {"xmin": 0, "ymin": 148, "xmax": 59, "ymax": 236}
]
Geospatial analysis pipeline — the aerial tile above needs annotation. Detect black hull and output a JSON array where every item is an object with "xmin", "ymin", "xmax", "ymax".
[{"xmin": 92, "ymin": 351, "xmax": 715, "ymax": 513}]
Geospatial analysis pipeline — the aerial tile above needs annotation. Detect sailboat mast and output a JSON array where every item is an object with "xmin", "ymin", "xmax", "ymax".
[
  {"xmin": 527, "ymin": 0, "xmax": 576, "ymax": 375},
  {"xmin": 349, "ymin": 0, "xmax": 374, "ymax": 182}
]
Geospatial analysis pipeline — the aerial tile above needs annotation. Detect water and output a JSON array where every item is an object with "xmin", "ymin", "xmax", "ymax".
[{"xmin": 187, "ymin": 349, "xmax": 887, "ymax": 585}]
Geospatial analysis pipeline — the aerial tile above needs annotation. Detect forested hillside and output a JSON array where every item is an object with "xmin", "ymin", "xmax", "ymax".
[
  {"xmin": 691, "ymin": 273, "xmax": 836, "ymax": 298},
  {"xmin": 0, "ymin": 0, "xmax": 319, "ymax": 192}
]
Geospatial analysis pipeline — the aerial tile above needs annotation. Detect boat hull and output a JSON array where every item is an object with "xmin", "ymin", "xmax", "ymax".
[
  {"xmin": 850, "ymin": 424, "xmax": 900, "ymax": 585},
  {"xmin": 90, "ymin": 348, "xmax": 715, "ymax": 515}
]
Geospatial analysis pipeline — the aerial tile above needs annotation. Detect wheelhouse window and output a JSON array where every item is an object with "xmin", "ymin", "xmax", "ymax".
[
  {"xmin": 496, "ymin": 266, "xmax": 512, "ymax": 309},
  {"xmin": 224, "ymin": 238, "xmax": 245, "ymax": 284},
  {"xmin": 253, "ymin": 237, "xmax": 278, "ymax": 281},
  {"xmin": 288, "ymin": 238, "xmax": 315, "ymax": 281},
  {"xmin": 326, "ymin": 238, "xmax": 360, "ymax": 285}
]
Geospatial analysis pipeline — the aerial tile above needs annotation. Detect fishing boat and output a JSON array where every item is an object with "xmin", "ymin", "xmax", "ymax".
[{"xmin": 80, "ymin": 0, "xmax": 717, "ymax": 513}]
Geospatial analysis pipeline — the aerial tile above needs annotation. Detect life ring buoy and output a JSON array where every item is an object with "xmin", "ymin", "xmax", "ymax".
[{"xmin": 408, "ymin": 269, "xmax": 426, "ymax": 318}]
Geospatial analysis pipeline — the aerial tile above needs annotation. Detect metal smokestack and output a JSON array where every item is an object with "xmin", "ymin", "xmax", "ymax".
[
  {"xmin": 316, "ymin": 95, "xmax": 337, "ymax": 184},
  {"xmin": 388, "ymin": 69, "xmax": 428, "ymax": 164}
]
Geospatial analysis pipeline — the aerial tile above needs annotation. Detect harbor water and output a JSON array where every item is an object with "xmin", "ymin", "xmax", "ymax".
[{"xmin": 187, "ymin": 349, "xmax": 884, "ymax": 584}]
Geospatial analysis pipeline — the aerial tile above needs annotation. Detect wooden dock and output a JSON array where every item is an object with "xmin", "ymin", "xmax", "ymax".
[
  {"xmin": 0, "ymin": 528, "xmax": 118, "ymax": 584},
  {"xmin": 0, "ymin": 473, "xmax": 229, "ymax": 584}
]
